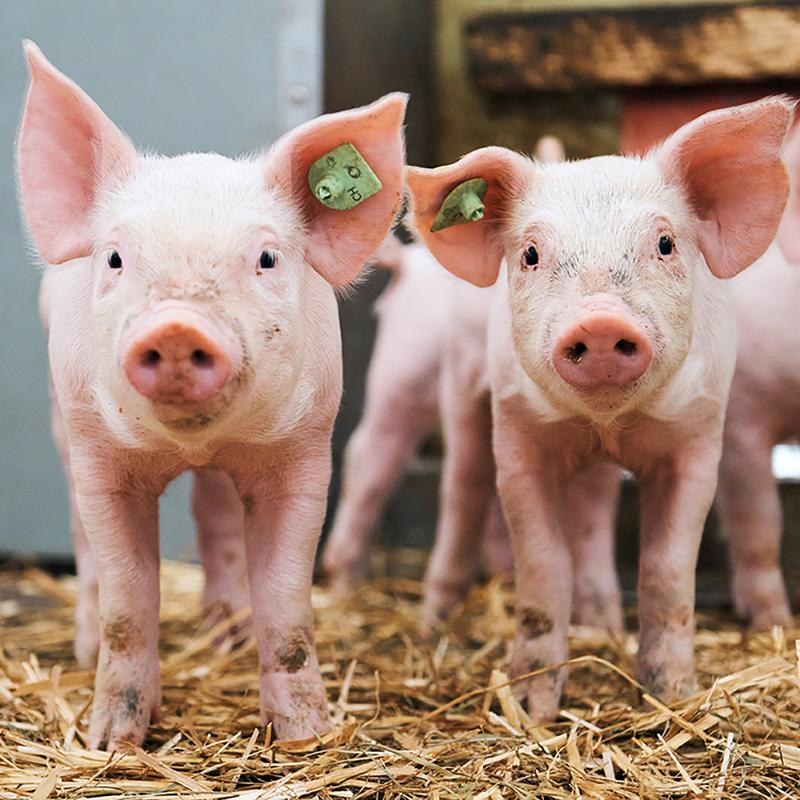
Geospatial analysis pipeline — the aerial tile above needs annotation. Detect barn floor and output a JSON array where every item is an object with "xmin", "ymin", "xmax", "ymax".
[{"xmin": 1, "ymin": 558, "xmax": 798, "ymax": 799}]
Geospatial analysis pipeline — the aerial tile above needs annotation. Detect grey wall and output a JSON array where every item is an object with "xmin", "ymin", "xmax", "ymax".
[{"xmin": 0, "ymin": 0, "xmax": 321, "ymax": 559}]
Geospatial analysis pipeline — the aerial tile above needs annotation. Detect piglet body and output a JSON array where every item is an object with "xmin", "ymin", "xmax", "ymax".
[
  {"xmin": 718, "ymin": 242, "xmax": 800, "ymax": 627},
  {"xmin": 410, "ymin": 100, "xmax": 791, "ymax": 720},
  {"xmin": 17, "ymin": 43, "xmax": 406, "ymax": 749}
]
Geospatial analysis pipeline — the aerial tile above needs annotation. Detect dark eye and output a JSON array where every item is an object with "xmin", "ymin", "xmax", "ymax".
[
  {"xmin": 107, "ymin": 250, "xmax": 122, "ymax": 269},
  {"xmin": 258, "ymin": 250, "xmax": 277, "ymax": 272},
  {"xmin": 658, "ymin": 235, "xmax": 674, "ymax": 256},
  {"xmin": 522, "ymin": 245, "xmax": 539, "ymax": 269}
]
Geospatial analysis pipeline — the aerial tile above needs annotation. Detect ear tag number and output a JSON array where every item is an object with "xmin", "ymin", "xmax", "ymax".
[
  {"xmin": 308, "ymin": 143, "xmax": 382, "ymax": 210},
  {"xmin": 431, "ymin": 178, "xmax": 488, "ymax": 232}
]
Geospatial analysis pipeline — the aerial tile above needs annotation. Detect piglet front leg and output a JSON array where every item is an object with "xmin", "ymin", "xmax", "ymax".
[
  {"xmin": 73, "ymin": 464, "xmax": 162, "ymax": 751},
  {"xmin": 494, "ymin": 412, "xmax": 572, "ymax": 724},
  {"xmin": 233, "ymin": 442, "xmax": 332, "ymax": 741},
  {"xmin": 636, "ymin": 441, "xmax": 721, "ymax": 701}
]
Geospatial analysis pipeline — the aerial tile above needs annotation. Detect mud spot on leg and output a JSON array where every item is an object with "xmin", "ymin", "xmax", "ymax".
[
  {"xmin": 266, "ymin": 627, "xmax": 313, "ymax": 674},
  {"xmin": 122, "ymin": 686, "xmax": 142, "ymax": 718},
  {"xmin": 103, "ymin": 616, "xmax": 137, "ymax": 654},
  {"xmin": 519, "ymin": 608, "xmax": 553, "ymax": 639}
]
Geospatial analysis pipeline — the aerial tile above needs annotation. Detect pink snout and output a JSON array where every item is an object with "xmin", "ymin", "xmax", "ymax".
[
  {"xmin": 553, "ymin": 312, "xmax": 652, "ymax": 389},
  {"xmin": 123, "ymin": 317, "xmax": 232, "ymax": 404}
]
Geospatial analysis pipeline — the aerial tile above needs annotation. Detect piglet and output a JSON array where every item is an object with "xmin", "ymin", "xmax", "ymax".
[
  {"xmin": 322, "ymin": 235, "xmax": 453, "ymax": 588},
  {"xmin": 717, "ymin": 120, "xmax": 800, "ymax": 629},
  {"xmin": 409, "ymin": 99, "xmax": 791, "ymax": 720},
  {"xmin": 17, "ymin": 42, "xmax": 406, "ymax": 749}
]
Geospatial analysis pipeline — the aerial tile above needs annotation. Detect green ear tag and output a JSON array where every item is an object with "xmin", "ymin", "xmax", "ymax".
[
  {"xmin": 307, "ymin": 143, "xmax": 382, "ymax": 210},
  {"xmin": 431, "ymin": 178, "xmax": 488, "ymax": 232}
]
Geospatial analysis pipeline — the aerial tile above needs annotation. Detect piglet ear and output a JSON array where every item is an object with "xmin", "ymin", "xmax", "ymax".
[
  {"xmin": 16, "ymin": 41, "xmax": 137, "ymax": 264},
  {"xmin": 776, "ymin": 120, "xmax": 800, "ymax": 263},
  {"xmin": 407, "ymin": 147, "xmax": 530, "ymax": 288},
  {"xmin": 657, "ymin": 97, "xmax": 793, "ymax": 279},
  {"xmin": 265, "ymin": 93, "xmax": 407, "ymax": 287}
]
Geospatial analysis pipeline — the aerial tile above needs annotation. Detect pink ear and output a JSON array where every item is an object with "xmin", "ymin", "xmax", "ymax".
[
  {"xmin": 407, "ymin": 147, "xmax": 529, "ymax": 287},
  {"xmin": 657, "ymin": 97, "xmax": 793, "ymax": 279},
  {"xmin": 16, "ymin": 41, "xmax": 136, "ymax": 265},
  {"xmin": 266, "ymin": 93, "xmax": 407, "ymax": 287},
  {"xmin": 776, "ymin": 120, "xmax": 800, "ymax": 263}
]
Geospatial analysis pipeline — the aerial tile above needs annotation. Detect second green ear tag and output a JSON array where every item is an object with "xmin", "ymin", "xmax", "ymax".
[
  {"xmin": 308, "ymin": 143, "xmax": 382, "ymax": 211},
  {"xmin": 431, "ymin": 178, "xmax": 488, "ymax": 232}
]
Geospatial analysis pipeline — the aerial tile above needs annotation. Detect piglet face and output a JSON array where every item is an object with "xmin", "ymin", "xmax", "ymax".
[
  {"xmin": 409, "ymin": 99, "xmax": 791, "ymax": 421},
  {"xmin": 17, "ymin": 42, "xmax": 406, "ymax": 440},
  {"xmin": 503, "ymin": 156, "xmax": 695, "ymax": 417},
  {"xmin": 90, "ymin": 155, "xmax": 307, "ymax": 434}
]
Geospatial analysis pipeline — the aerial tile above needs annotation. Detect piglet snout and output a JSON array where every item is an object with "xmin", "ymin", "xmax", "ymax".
[
  {"xmin": 124, "ymin": 314, "xmax": 232, "ymax": 404},
  {"xmin": 553, "ymin": 312, "xmax": 651, "ymax": 389}
]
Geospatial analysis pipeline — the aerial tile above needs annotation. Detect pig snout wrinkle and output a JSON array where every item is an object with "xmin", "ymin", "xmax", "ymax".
[
  {"xmin": 553, "ymin": 312, "xmax": 652, "ymax": 390},
  {"xmin": 124, "ymin": 319, "xmax": 232, "ymax": 404}
]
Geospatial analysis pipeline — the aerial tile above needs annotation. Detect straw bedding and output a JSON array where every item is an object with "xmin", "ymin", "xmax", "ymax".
[{"xmin": 1, "ymin": 557, "xmax": 798, "ymax": 798}]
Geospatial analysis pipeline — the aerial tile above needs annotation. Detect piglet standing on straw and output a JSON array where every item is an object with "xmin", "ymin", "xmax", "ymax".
[
  {"xmin": 16, "ymin": 42, "xmax": 406, "ymax": 750},
  {"xmin": 408, "ymin": 99, "xmax": 792, "ymax": 721}
]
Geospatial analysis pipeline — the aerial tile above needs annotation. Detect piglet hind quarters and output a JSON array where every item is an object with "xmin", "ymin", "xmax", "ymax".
[
  {"xmin": 16, "ymin": 41, "xmax": 407, "ymax": 750},
  {"xmin": 408, "ymin": 97, "xmax": 792, "ymax": 723}
]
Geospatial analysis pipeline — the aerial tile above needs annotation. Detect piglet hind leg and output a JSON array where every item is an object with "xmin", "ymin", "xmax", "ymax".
[
  {"xmin": 636, "ymin": 444, "xmax": 721, "ymax": 703},
  {"xmin": 74, "ymin": 467, "xmax": 163, "ymax": 751},
  {"xmin": 322, "ymin": 398, "xmax": 436, "ymax": 592},
  {"xmin": 565, "ymin": 460, "xmax": 623, "ymax": 633},
  {"xmin": 50, "ymin": 394, "xmax": 100, "ymax": 667},
  {"xmin": 717, "ymin": 425, "xmax": 791, "ymax": 629},
  {"xmin": 233, "ymin": 443, "xmax": 332, "ymax": 741},
  {"xmin": 192, "ymin": 468, "xmax": 250, "ymax": 639},
  {"xmin": 494, "ymin": 413, "xmax": 572, "ymax": 725},
  {"xmin": 421, "ymin": 397, "xmax": 495, "ymax": 632}
]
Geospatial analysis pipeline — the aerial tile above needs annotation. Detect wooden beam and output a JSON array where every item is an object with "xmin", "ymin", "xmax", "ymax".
[{"xmin": 465, "ymin": 2, "xmax": 800, "ymax": 92}]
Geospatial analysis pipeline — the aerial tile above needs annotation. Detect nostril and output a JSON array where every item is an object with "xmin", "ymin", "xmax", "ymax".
[
  {"xmin": 615, "ymin": 339, "xmax": 637, "ymax": 356},
  {"xmin": 191, "ymin": 349, "xmax": 213, "ymax": 368},
  {"xmin": 142, "ymin": 349, "xmax": 161, "ymax": 367},
  {"xmin": 566, "ymin": 342, "xmax": 587, "ymax": 363}
]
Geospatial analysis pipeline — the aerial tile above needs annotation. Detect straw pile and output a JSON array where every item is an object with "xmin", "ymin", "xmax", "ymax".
[{"xmin": 1, "ymin": 556, "xmax": 798, "ymax": 798}]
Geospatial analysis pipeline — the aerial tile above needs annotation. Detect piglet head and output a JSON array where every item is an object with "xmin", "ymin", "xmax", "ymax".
[
  {"xmin": 17, "ymin": 42, "xmax": 406, "ymax": 438},
  {"xmin": 409, "ymin": 101, "xmax": 791, "ymax": 420}
]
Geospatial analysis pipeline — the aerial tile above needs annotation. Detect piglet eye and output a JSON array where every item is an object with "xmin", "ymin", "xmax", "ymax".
[
  {"xmin": 522, "ymin": 245, "xmax": 539, "ymax": 269},
  {"xmin": 658, "ymin": 235, "xmax": 674, "ymax": 256},
  {"xmin": 107, "ymin": 250, "xmax": 122, "ymax": 269},
  {"xmin": 258, "ymin": 250, "xmax": 277, "ymax": 272}
]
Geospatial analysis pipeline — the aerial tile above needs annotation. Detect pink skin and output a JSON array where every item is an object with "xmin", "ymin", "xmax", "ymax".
[
  {"xmin": 18, "ymin": 42, "xmax": 406, "ymax": 750},
  {"xmin": 191, "ymin": 469, "xmax": 250, "ymax": 634},
  {"xmin": 715, "ymin": 121, "xmax": 800, "ymax": 629},
  {"xmin": 322, "ymin": 237, "xmax": 514, "ymax": 590},
  {"xmin": 716, "ymin": 243, "xmax": 800, "ymax": 628},
  {"xmin": 409, "ymin": 98, "xmax": 791, "ymax": 721},
  {"xmin": 421, "ymin": 279, "xmax": 499, "ymax": 630},
  {"xmin": 322, "ymin": 239, "xmax": 450, "ymax": 588}
]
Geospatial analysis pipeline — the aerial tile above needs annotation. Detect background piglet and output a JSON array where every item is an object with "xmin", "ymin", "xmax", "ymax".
[
  {"xmin": 17, "ymin": 43, "xmax": 406, "ymax": 749},
  {"xmin": 322, "ymin": 233, "xmax": 513, "ymax": 590},
  {"xmin": 409, "ymin": 99, "xmax": 791, "ymax": 721},
  {"xmin": 717, "ymin": 120, "xmax": 800, "ymax": 629}
]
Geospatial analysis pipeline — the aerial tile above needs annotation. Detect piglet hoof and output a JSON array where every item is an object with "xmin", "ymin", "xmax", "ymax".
[
  {"xmin": 637, "ymin": 662, "xmax": 696, "ymax": 704},
  {"xmin": 202, "ymin": 585, "xmax": 252, "ymax": 648},
  {"xmin": 321, "ymin": 549, "xmax": 370, "ymax": 595},
  {"xmin": 419, "ymin": 578, "xmax": 470, "ymax": 636},
  {"xmin": 572, "ymin": 590, "xmax": 624, "ymax": 635},
  {"xmin": 260, "ymin": 671, "xmax": 331, "ymax": 742},
  {"xmin": 509, "ymin": 649, "xmax": 562, "ymax": 725},
  {"xmin": 732, "ymin": 571, "xmax": 792, "ymax": 630},
  {"xmin": 88, "ymin": 668, "xmax": 161, "ymax": 751}
]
